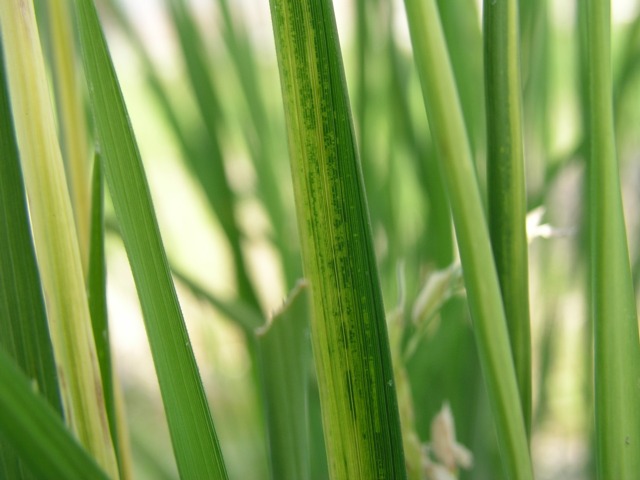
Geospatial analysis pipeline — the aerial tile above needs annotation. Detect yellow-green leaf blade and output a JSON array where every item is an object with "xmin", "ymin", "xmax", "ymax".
[
  {"xmin": 268, "ymin": 0, "xmax": 407, "ymax": 477},
  {"xmin": 46, "ymin": 0, "xmax": 92, "ymax": 274},
  {"xmin": 0, "ymin": 2, "xmax": 119, "ymax": 476},
  {"xmin": 0, "ymin": 41, "xmax": 63, "ymax": 480}
]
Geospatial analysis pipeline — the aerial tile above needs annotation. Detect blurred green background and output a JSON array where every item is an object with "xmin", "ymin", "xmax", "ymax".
[{"xmin": 90, "ymin": 1, "xmax": 640, "ymax": 478}]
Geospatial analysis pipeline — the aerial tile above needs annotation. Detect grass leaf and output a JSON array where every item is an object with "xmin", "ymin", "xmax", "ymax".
[
  {"xmin": 0, "ymin": 40, "xmax": 63, "ymax": 480},
  {"xmin": 87, "ymin": 153, "xmax": 114, "ymax": 446},
  {"xmin": 0, "ymin": 2, "xmax": 119, "ymax": 475},
  {"xmin": 73, "ymin": 0, "xmax": 229, "ymax": 478},
  {"xmin": 0, "ymin": 349, "xmax": 109, "ymax": 480},
  {"xmin": 585, "ymin": 0, "xmax": 640, "ymax": 476},
  {"xmin": 268, "ymin": 0, "xmax": 407, "ymax": 477},
  {"xmin": 88, "ymin": 153, "xmax": 135, "ymax": 479},
  {"xmin": 46, "ymin": 0, "xmax": 92, "ymax": 274},
  {"xmin": 484, "ymin": 0, "xmax": 532, "ymax": 436},
  {"xmin": 402, "ymin": 0, "xmax": 533, "ymax": 477}
]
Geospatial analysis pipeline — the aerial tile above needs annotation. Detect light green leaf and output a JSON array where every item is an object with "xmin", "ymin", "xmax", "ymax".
[{"xmin": 585, "ymin": 1, "xmax": 640, "ymax": 476}]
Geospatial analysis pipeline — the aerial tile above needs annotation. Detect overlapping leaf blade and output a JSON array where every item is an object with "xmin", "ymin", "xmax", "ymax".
[
  {"xmin": 484, "ymin": 0, "xmax": 532, "ymax": 436},
  {"xmin": 402, "ymin": 0, "xmax": 533, "ymax": 477},
  {"xmin": 0, "ymin": 2, "xmax": 118, "ymax": 475},
  {"xmin": 72, "ymin": 0, "xmax": 228, "ymax": 478},
  {"xmin": 0, "ymin": 349, "xmax": 109, "ymax": 480},
  {"xmin": 0, "ymin": 39, "xmax": 63, "ymax": 480}
]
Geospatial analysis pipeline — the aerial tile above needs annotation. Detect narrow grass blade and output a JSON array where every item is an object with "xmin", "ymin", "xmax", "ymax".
[
  {"xmin": 417, "ymin": 146, "xmax": 452, "ymax": 268},
  {"xmin": 268, "ymin": 0, "xmax": 407, "ymax": 477},
  {"xmin": 72, "ymin": 1, "xmax": 228, "ymax": 478},
  {"xmin": 484, "ymin": 0, "xmax": 532, "ymax": 437},
  {"xmin": 256, "ymin": 281, "xmax": 311, "ymax": 480},
  {"xmin": 532, "ymin": 308, "xmax": 556, "ymax": 427},
  {"xmin": 402, "ymin": 0, "xmax": 533, "ymax": 477},
  {"xmin": 88, "ymin": 153, "xmax": 114, "ymax": 443},
  {"xmin": 352, "ymin": 0, "xmax": 395, "ymax": 252},
  {"xmin": 0, "ymin": 2, "xmax": 118, "ymax": 476},
  {"xmin": 88, "ymin": 154, "xmax": 134, "ymax": 479},
  {"xmin": 585, "ymin": 1, "xmax": 640, "ymax": 476},
  {"xmin": 577, "ymin": 5, "xmax": 597, "ymax": 477},
  {"xmin": 216, "ymin": 0, "xmax": 268, "ymax": 129},
  {"xmin": 47, "ymin": 0, "xmax": 92, "ymax": 274},
  {"xmin": 0, "ymin": 349, "xmax": 109, "ymax": 480},
  {"xmin": 0, "ymin": 43, "xmax": 63, "ymax": 480}
]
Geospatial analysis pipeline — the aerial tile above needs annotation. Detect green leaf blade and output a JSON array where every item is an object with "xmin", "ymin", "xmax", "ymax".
[
  {"xmin": 0, "ymin": 38, "xmax": 63, "ymax": 480},
  {"xmin": 585, "ymin": 0, "xmax": 640, "ymax": 477},
  {"xmin": 484, "ymin": 0, "xmax": 532, "ymax": 437},
  {"xmin": 88, "ymin": 153, "xmax": 135, "ymax": 479},
  {"xmin": 0, "ymin": 36, "xmax": 62, "ymax": 419},
  {"xmin": 0, "ymin": 2, "xmax": 119, "ymax": 475},
  {"xmin": 0, "ymin": 349, "xmax": 109, "ymax": 480},
  {"xmin": 402, "ymin": 0, "xmax": 533, "ymax": 477},
  {"xmin": 268, "ymin": 0, "xmax": 407, "ymax": 478},
  {"xmin": 73, "ymin": 1, "xmax": 229, "ymax": 478}
]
